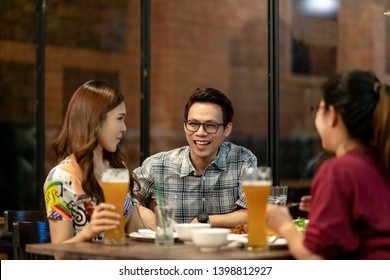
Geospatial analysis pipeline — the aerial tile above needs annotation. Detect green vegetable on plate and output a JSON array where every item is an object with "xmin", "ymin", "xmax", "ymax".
[{"xmin": 293, "ymin": 217, "xmax": 307, "ymax": 232}]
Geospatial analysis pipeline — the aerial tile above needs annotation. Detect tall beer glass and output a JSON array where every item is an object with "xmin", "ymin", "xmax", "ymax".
[
  {"xmin": 243, "ymin": 166, "xmax": 272, "ymax": 251},
  {"xmin": 101, "ymin": 168, "xmax": 129, "ymax": 245}
]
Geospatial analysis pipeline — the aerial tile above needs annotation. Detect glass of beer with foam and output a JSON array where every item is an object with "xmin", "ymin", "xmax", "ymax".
[
  {"xmin": 242, "ymin": 166, "xmax": 272, "ymax": 251},
  {"xmin": 101, "ymin": 168, "xmax": 129, "ymax": 245}
]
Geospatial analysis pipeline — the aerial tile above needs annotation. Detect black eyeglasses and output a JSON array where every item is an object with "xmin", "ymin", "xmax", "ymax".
[{"xmin": 184, "ymin": 120, "xmax": 226, "ymax": 134}]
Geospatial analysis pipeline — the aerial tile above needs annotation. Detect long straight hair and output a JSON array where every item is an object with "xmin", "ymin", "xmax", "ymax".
[{"xmin": 52, "ymin": 80, "xmax": 127, "ymax": 202}]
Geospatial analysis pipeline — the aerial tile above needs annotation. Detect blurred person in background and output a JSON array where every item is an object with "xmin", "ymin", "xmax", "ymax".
[{"xmin": 267, "ymin": 69, "xmax": 390, "ymax": 259}]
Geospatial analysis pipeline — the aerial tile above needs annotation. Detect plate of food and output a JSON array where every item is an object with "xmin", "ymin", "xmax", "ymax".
[
  {"xmin": 293, "ymin": 217, "xmax": 309, "ymax": 233},
  {"xmin": 228, "ymin": 226, "xmax": 288, "ymax": 249}
]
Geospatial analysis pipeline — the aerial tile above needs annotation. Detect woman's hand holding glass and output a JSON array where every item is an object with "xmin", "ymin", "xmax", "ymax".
[{"xmin": 82, "ymin": 203, "xmax": 120, "ymax": 241}]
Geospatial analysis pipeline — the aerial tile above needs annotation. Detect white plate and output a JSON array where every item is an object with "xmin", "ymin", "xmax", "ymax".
[
  {"xmin": 227, "ymin": 233, "xmax": 248, "ymax": 242},
  {"xmin": 128, "ymin": 232, "xmax": 154, "ymax": 240},
  {"xmin": 128, "ymin": 231, "xmax": 286, "ymax": 247},
  {"xmin": 227, "ymin": 234, "xmax": 287, "ymax": 247},
  {"xmin": 128, "ymin": 230, "xmax": 178, "ymax": 241},
  {"xmin": 138, "ymin": 229, "xmax": 156, "ymax": 237},
  {"xmin": 269, "ymin": 237, "xmax": 287, "ymax": 247}
]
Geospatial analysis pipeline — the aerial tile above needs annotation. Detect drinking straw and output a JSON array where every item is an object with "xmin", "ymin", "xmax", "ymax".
[{"xmin": 155, "ymin": 181, "xmax": 169, "ymax": 241}]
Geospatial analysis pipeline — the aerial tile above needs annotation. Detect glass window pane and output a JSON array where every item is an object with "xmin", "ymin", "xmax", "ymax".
[
  {"xmin": 0, "ymin": 2, "xmax": 36, "ymax": 213},
  {"xmin": 3, "ymin": 0, "xmax": 389, "ymax": 219},
  {"xmin": 44, "ymin": 1, "xmax": 141, "ymax": 173},
  {"xmin": 149, "ymin": 1, "xmax": 269, "ymax": 167},
  {"xmin": 281, "ymin": 0, "xmax": 390, "ymax": 218}
]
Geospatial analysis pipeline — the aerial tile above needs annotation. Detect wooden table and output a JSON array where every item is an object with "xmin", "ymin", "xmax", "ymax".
[{"xmin": 26, "ymin": 238, "xmax": 292, "ymax": 260}]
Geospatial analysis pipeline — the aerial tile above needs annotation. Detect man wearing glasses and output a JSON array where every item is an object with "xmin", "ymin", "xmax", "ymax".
[{"xmin": 133, "ymin": 88, "xmax": 257, "ymax": 228}]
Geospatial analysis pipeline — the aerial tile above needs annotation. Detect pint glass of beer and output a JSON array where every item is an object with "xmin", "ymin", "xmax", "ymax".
[
  {"xmin": 242, "ymin": 166, "xmax": 272, "ymax": 251},
  {"xmin": 101, "ymin": 168, "xmax": 129, "ymax": 245}
]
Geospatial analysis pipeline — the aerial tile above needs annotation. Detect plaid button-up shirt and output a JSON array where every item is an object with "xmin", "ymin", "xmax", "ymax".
[{"xmin": 133, "ymin": 142, "xmax": 257, "ymax": 223}]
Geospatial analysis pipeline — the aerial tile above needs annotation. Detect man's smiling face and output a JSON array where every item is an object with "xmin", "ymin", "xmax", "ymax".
[{"xmin": 184, "ymin": 102, "xmax": 232, "ymax": 171}]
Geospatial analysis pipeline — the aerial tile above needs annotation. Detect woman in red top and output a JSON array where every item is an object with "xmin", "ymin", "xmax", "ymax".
[{"xmin": 267, "ymin": 69, "xmax": 390, "ymax": 259}]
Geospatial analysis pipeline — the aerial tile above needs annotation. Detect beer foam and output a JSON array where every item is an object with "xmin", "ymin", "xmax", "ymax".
[
  {"xmin": 101, "ymin": 169, "xmax": 129, "ymax": 182},
  {"xmin": 242, "ymin": 180, "xmax": 272, "ymax": 186}
]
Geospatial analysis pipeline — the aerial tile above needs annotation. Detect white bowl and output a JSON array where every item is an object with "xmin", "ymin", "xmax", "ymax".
[
  {"xmin": 174, "ymin": 223, "xmax": 211, "ymax": 243},
  {"xmin": 191, "ymin": 228, "xmax": 230, "ymax": 252}
]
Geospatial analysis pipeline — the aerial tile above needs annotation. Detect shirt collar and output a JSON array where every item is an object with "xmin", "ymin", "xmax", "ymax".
[{"xmin": 179, "ymin": 143, "xmax": 228, "ymax": 177}]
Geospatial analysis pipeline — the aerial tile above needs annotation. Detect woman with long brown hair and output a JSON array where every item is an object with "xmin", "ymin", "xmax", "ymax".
[{"xmin": 44, "ymin": 80, "xmax": 152, "ymax": 251}]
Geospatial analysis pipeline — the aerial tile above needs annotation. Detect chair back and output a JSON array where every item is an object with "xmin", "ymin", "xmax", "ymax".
[
  {"xmin": 4, "ymin": 210, "xmax": 48, "ymax": 232},
  {"xmin": 3, "ymin": 210, "xmax": 48, "ymax": 259},
  {"xmin": 13, "ymin": 221, "xmax": 52, "ymax": 260}
]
